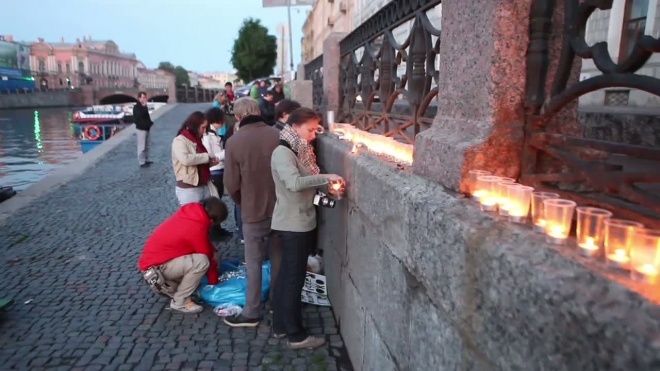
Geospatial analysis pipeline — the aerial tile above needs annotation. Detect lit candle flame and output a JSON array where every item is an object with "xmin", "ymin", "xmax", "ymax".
[{"xmin": 548, "ymin": 225, "xmax": 564, "ymax": 238}]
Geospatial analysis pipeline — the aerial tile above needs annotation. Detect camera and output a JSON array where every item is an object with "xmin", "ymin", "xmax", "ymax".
[{"xmin": 313, "ymin": 192, "xmax": 336, "ymax": 208}]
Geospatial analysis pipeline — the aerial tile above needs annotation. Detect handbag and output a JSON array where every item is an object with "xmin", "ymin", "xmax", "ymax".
[{"xmin": 141, "ymin": 266, "xmax": 176, "ymax": 299}]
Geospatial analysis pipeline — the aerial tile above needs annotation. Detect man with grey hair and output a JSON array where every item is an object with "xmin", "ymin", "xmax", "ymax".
[{"xmin": 223, "ymin": 97, "xmax": 282, "ymax": 328}]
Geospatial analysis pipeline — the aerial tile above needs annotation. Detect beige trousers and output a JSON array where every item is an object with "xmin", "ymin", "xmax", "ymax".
[{"xmin": 160, "ymin": 254, "xmax": 209, "ymax": 305}]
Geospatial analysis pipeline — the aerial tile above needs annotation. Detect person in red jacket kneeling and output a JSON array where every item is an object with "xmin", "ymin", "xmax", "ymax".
[{"xmin": 138, "ymin": 197, "xmax": 228, "ymax": 314}]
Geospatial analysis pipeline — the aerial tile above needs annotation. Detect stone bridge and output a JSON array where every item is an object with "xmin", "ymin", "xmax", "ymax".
[{"xmin": 74, "ymin": 85, "xmax": 220, "ymax": 106}]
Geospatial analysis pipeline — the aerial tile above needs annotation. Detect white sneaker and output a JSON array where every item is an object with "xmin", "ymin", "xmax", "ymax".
[{"xmin": 170, "ymin": 300, "xmax": 203, "ymax": 314}]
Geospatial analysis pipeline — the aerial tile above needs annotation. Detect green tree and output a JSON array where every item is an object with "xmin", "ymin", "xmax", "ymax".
[
  {"xmin": 231, "ymin": 18, "xmax": 277, "ymax": 83},
  {"xmin": 158, "ymin": 61, "xmax": 190, "ymax": 86}
]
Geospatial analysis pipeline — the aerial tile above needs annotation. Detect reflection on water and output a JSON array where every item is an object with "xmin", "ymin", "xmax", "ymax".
[{"xmin": 0, "ymin": 108, "xmax": 80, "ymax": 191}]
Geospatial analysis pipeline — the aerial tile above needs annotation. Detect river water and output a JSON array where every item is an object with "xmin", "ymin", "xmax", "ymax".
[{"xmin": 0, "ymin": 108, "xmax": 81, "ymax": 191}]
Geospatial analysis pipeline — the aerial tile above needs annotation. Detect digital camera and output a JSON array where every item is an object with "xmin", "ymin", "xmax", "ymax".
[{"xmin": 313, "ymin": 192, "xmax": 336, "ymax": 208}]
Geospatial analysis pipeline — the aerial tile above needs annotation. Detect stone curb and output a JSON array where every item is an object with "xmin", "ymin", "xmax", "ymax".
[{"xmin": 0, "ymin": 104, "xmax": 178, "ymax": 225}]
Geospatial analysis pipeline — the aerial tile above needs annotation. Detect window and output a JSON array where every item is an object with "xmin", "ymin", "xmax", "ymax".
[
  {"xmin": 57, "ymin": 62, "xmax": 62, "ymax": 73},
  {"xmin": 619, "ymin": 0, "xmax": 649, "ymax": 60},
  {"xmin": 66, "ymin": 62, "xmax": 71, "ymax": 73},
  {"xmin": 78, "ymin": 61, "xmax": 85, "ymax": 74},
  {"xmin": 38, "ymin": 58, "xmax": 46, "ymax": 72}
]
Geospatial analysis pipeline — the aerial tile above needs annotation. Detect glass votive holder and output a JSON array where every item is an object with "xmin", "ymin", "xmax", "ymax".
[
  {"xmin": 543, "ymin": 199, "xmax": 577, "ymax": 245},
  {"xmin": 575, "ymin": 207, "xmax": 612, "ymax": 258},
  {"xmin": 630, "ymin": 229, "xmax": 660, "ymax": 285},
  {"xmin": 531, "ymin": 192, "xmax": 560, "ymax": 233},
  {"xmin": 475, "ymin": 176, "xmax": 501, "ymax": 212},
  {"xmin": 506, "ymin": 185, "xmax": 534, "ymax": 223},
  {"xmin": 604, "ymin": 219, "xmax": 644, "ymax": 271},
  {"xmin": 496, "ymin": 181, "xmax": 518, "ymax": 216},
  {"xmin": 469, "ymin": 170, "xmax": 491, "ymax": 199}
]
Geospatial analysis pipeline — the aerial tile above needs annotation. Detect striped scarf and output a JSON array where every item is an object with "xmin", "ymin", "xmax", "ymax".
[{"xmin": 280, "ymin": 124, "xmax": 320, "ymax": 175}]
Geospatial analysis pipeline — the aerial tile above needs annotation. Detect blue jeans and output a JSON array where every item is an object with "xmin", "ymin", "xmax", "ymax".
[{"xmin": 234, "ymin": 205, "xmax": 243, "ymax": 239}]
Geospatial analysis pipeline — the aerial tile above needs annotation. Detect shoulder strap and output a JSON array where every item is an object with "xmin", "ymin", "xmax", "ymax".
[{"xmin": 279, "ymin": 139, "xmax": 298, "ymax": 156}]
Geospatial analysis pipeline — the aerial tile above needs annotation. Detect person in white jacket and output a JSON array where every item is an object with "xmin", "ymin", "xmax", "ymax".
[{"xmin": 203, "ymin": 107, "xmax": 231, "ymax": 238}]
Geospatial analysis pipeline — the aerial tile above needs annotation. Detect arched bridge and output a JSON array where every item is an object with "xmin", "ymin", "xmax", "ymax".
[{"xmin": 96, "ymin": 88, "xmax": 170, "ymax": 105}]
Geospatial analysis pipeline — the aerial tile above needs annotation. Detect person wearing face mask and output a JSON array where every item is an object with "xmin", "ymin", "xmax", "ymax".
[
  {"xmin": 172, "ymin": 111, "xmax": 220, "ymax": 205},
  {"xmin": 202, "ymin": 107, "xmax": 232, "ymax": 238},
  {"xmin": 269, "ymin": 107, "xmax": 344, "ymax": 350},
  {"xmin": 273, "ymin": 99, "xmax": 301, "ymax": 131}
]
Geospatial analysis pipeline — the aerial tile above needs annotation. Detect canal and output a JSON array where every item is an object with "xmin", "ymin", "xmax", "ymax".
[{"xmin": 0, "ymin": 108, "xmax": 80, "ymax": 191}]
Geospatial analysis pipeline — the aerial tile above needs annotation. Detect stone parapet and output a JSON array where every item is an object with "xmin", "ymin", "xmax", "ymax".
[
  {"xmin": 289, "ymin": 80, "xmax": 313, "ymax": 110},
  {"xmin": 315, "ymin": 134, "xmax": 660, "ymax": 371}
]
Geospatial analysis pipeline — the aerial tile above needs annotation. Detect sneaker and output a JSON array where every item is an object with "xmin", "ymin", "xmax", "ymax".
[
  {"xmin": 287, "ymin": 336, "xmax": 326, "ymax": 350},
  {"xmin": 170, "ymin": 300, "xmax": 203, "ymax": 314},
  {"xmin": 140, "ymin": 163, "xmax": 150, "ymax": 168},
  {"xmin": 145, "ymin": 161, "xmax": 153, "ymax": 165},
  {"xmin": 240, "ymin": 239, "xmax": 245, "ymax": 244},
  {"xmin": 223, "ymin": 314, "xmax": 260, "ymax": 328},
  {"xmin": 273, "ymin": 332, "xmax": 287, "ymax": 339}
]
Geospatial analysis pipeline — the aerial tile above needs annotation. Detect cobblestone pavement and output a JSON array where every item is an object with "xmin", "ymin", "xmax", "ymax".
[{"xmin": 0, "ymin": 104, "xmax": 354, "ymax": 371}]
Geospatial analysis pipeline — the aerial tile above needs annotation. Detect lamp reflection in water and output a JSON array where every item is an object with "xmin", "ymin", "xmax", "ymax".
[
  {"xmin": 542, "ymin": 199, "xmax": 576, "ymax": 245},
  {"xmin": 604, "ymin": 219, "xmax": 643, "ymax": 271},
  {"xmin": 575, "ymin": 207, "xmax": 612, "ymax": 258},
  {"xmin": 630, "ymin": 229, "xmax": 660, "ymax": 285}
]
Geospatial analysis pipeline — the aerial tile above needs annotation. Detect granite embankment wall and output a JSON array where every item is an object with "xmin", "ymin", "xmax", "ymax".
[
  {"xmin": 0, "ymin": 90, "xmax": 73, "ymax": 109},
  {"xmin": 315, "ymin": 134, "xmax": 660, "ymax": 371}
]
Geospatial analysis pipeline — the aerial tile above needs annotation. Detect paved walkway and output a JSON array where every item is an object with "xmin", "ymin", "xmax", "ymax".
[{"xmin": 0, "ymin": 104, "xmax": 353, "ymax": 371}]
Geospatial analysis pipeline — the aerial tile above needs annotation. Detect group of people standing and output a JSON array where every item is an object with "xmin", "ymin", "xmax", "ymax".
[{"xmin": 137, "ymin": 90, "xmax": 344, "ymax": 350}]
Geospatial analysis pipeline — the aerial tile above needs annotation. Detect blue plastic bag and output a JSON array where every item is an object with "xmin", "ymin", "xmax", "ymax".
[{"xmin": 197, "ymin": 260, "xmax": 271, "ymax": 307}]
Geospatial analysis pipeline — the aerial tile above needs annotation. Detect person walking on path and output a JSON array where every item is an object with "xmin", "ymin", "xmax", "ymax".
[
  {"xmin": 202, "ymin": 107, "xmax": 232, "ymax": 238},
  {"xmin": 270, "ymin": 108, "xmax": 343, "ymax": 349},
  {"xmin": 133, "ymin": 91, "xmax": 153, "ymax": 167},
  {"xmin": 223, "ymin": 97, "xmax": 282, "ymax": 327},
  {"xmin": 172, "ymin": 111, "xmax": 220, "ymax": 205},
  {"xmin": 137, "ymin": 197, "xmax": 228, "ymax": 314}
]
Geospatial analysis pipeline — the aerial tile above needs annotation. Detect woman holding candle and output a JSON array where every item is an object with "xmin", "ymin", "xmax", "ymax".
[{"xmin": 269, "ymin": 107, "xmax": 343, "ymax": 350}]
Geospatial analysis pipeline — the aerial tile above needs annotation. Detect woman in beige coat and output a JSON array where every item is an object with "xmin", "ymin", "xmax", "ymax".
[{"xmin": 171, "ymin": 111, "xmax": 220, "ymax": 205}]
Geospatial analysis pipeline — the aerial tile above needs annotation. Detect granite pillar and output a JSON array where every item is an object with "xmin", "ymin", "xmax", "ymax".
[
  {"xmin": 322, "ymin": 33, "xmax": 347, "ymax": 116},
  {"xmin": 290, "ymin": 80, "xmax": 313, "ymax": 109},
  {"xmin": 413, "ymin": 0, "xmax": 532, "ymax": 192}
]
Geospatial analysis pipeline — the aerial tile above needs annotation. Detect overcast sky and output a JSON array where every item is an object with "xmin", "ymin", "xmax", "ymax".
[{"xmin": 4, "ymin": 0, "xmax": 309, "ymax": 72}]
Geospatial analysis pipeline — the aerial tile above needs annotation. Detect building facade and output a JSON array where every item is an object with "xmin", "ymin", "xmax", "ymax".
[
  {"xmin": 276, "ymin": 23, "xmax": 290, "ymax": 76},
  {"xmin": 201, "ymin": 71, "xmax": 241, "ymax": 86},
  {"xmin": 28, "ymin": 36, "xmax": 139, "ymax": 90},
  {"xmin": 187, "ymin": 71, "xmax": 199, "ymax": 87},
  {"xmin": 136, "ymin": 61, "xmax": 174, "ymax": 90},
  {"xmin": 198, "ymin": 76, "xmax": 224, "ymax": 90},
  {"xmin": 581, "ymin": 0, "xmax": 660, "ymax": 107},
  {"xmin": 301, "ymin": 0, "xmax": 354, "ymax": 63}
]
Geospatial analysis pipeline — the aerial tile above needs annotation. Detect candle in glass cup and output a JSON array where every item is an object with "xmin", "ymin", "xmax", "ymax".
[
  {"xmin": 630, "ymin": 229, "xmax": 660, "ymax": 284},
  {"xmin": 575, "ymin": 207, "xmax": 612, "ymax": 258},
  {"xmin": 496, "ymin": 181, "xmax": 518, "ymax": 216},
  {"xmin": 475, "ymin": 176, "xmax": 501, "ymax": 212},
  {"xmin": 531, "ymin": 192, "xmax": 560, "ymax": 233},
  {"xmin": 543, "ymin": 199, "xmax": 576, "ymax": 245},
  {"xmin": 604, "ymin": 219, "xmax": 643, "ymax": 271},
  {"xmin": 469, "ymin": 170, "xmax": 491, "ymax": 200},
  {"xmin": 506, "ymin": 185, "xmax": 534, "ymax": 223}
]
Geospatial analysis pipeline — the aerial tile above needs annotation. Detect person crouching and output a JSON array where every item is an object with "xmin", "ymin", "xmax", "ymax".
[{"xmin": 137, "ymin": 197, "xmax": 228, "ymax": 314}]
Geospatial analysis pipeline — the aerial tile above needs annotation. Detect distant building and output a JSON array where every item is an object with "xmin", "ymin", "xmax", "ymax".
[
  {"xmin": 581, "ymin": 1, "xmax": 660, "ymax": 108},
  {"xmin": 187, "ymin": 71, "xmax": 199, "ymax": 87},
  {"xmin": 201, "ymin": 71, "xmax": 241, "ymax": 86},
  {"xmin": 198, "ymin": 76, "xmax": 224, "ymax": 90},
  {"xmin": 136, "ymin": 61, "xmax": 174, "ymax": 90},
  {"xmin": 0, "ymin": 35, "xmax": 34, "ymax": 91},
  {"xmin": 28, "ymin": 36, "xmax": 139, "ymax": 90}
]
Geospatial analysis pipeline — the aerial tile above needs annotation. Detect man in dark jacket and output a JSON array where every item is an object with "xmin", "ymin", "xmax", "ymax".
[
  {"xmin": 138, "ymin": 197, "xmax": 228, "ymax": 314},
  {"xmin": 133, "ymin": 91, "xmax": 153, "ymax": 167},
  {"xmin": 258, "ymin": 91, "xmax": 276, "ymax": 126},
  {"xmin": 223, "ymin": 97, "xmax": 281, "ymax": 327}
]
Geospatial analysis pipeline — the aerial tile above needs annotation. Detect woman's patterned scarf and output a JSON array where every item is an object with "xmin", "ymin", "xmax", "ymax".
[{"xmin": 280, "ymin": 124, "xmax": 320, "ymax": 175}]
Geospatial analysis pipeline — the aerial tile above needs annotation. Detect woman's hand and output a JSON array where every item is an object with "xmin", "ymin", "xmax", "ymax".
[
  {"xmin": 326, "ymin": 174, "xmax": 344, "ymax": 183},
  {"xmin": 209, "ymin": 156, "xmax": 219, "ymax": 166}
]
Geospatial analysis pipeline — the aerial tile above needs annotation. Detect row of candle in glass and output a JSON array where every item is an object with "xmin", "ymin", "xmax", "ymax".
[
  {"xmin": 329, "ymin": 123, "xmax": 414, "ymax": 165},
  {"xmin": 468, "ymin": 170, "xmax": 660, "ymax": 285}
]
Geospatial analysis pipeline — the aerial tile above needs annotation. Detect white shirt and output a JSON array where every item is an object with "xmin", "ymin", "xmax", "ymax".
[{"xmin": 202, "ymin": 130, "xmax": 225, "ymax": 171}]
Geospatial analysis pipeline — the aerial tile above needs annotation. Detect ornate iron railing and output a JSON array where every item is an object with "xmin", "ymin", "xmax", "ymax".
[
  {"xmin": 337, "ymin": 0, "xmax": 442, "ymax": 144},
  {"xmin": 522, "ymin": 0, "xmax": 660, "ymax": 228},
  {"xmin": 305, "ymin": 55, "xmax": 324, "ymax": 111}
]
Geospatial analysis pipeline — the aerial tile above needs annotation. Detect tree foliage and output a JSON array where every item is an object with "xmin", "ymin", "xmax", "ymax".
[
  {"xmin": 231, "ymin": 18, "xmax": 277, "ymax": 83},
  {"xmin": 158, "ymin": 61, "xmax": 191, "ymax": 87}
]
